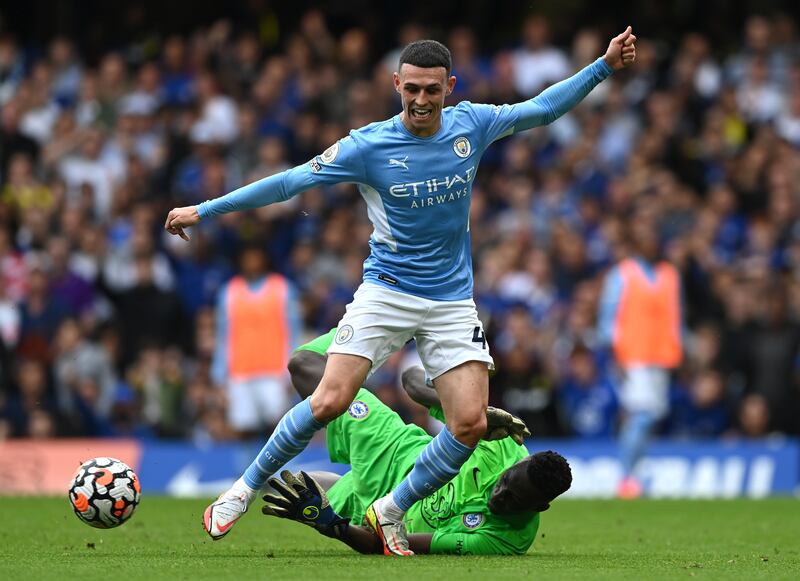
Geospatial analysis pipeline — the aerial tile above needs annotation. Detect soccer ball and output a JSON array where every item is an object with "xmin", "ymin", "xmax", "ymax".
[{"xmin": 68, "ymin": 457, "xmax": 141, "ymax": 529}]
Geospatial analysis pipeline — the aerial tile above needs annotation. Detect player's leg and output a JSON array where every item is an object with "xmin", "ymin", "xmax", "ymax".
[
  {"xmin": 206, "ymin": 285, "xmax": 418, "ymax": 540},
  {"xmin": 241, "ymin": 353, "xmax": 369, "ymax": 489},
  {"xmin": 204, "ymin": 354, "xmax": 369, "ymax": 540},
  {"xmin": 431, "ymin": 361, "xmax": 489, "ymax": 444},
  {"xmin": 289, "ymin": 327, "xmax": 440, "ymax": 528},
  {"xmin": 616, "ymin": 366, "xmax": 668, "ymax": 498},
  {"xmin": 367, "ymin": 300, "xmax": 493, "ymax": 556},
  {"xmin": 242, "ymin": 286, "xmax": 415, "ymax": 496},
  {"xmin": 324, "ymin": 388, "xmax": 432, "ymax": 524},
  {"xmin": 618, "ymin": 410, "xmax": 655, "ymax": 498},
  {"xmin": 394, "ymin": 361, "xmax": 489, "ymax": 512},
  {"xmin": 367, "ymin": 363, "xmax": 488, "ymax": 551}
]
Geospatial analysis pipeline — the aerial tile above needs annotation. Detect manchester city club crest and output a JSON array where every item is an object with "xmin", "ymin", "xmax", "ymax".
[
  {"xmin": 453, "ymin": 136, "xmax": 471, "ymax": 158},
  {"xmin": 348, "ymin": 400, "xmax": 370, "ymax": 420},
  {"xmin": 320, "ymin": 141, "xmax": 340, "ymax": 164},
  {"xmin": 335, "ymin": 325, "xmax": 354, "ymax": 344},
  {"xmin": 462, "ymin": 513, "xmax": 484, "ymax": 529}
]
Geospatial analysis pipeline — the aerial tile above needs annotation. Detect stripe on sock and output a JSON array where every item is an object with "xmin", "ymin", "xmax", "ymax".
[
  {"xmin": 243, "ymin": 398, "xmax": 324, "ymax": 490},
  {"xmin": 392, "ymin": 427, "xmax": 474, "ymax": 512}
]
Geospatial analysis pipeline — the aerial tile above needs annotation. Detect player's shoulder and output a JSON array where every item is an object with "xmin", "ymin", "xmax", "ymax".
[
  {"xmin": 446, "ymin": 100, "xmax": 481, "ymax": 118},
  {"xmin": 446, "ymin": 100, "xmax": 501, "ymax": 127},
  {"xmin": 349, "ymin": 117, "xmax": 395, "ymax": 141}
]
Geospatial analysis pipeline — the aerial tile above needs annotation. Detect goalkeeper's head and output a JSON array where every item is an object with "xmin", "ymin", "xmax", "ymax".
[{"xmin": 487, "ymin": 450, "xmax": 572, "ymax": 515}]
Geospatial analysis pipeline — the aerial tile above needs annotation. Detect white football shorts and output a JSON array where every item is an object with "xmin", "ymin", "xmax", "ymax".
[
  {"xmin": 326, "ymin": 282, "xmax": 494, "ymax": 380},
  {"xmin": 227, "ymin": 374, "xmax": 293, "ymax": 431},
  {"xmin": 619, "ymin": 365, "xmax": 670, "ymax": 419}
]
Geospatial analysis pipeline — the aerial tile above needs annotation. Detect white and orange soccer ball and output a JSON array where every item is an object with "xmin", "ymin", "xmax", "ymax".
[{"xmin": 68, "ymin": 457, "xmax": 141, "ymax": 528}]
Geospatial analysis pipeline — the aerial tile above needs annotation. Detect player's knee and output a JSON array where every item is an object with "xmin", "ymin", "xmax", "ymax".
[
  {"xmin": 451, "ymin": 413, "xmax": 487, "ymax": 447},
  {"xmin": 310, "ymin": 395, "xmax": 349, "ymax": 422},
  {"xmin": 310, "ymin": 383, "xmax": 354, "ymax": 421}
]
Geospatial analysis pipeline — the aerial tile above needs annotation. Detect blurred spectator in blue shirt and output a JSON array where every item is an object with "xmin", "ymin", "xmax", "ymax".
[
  {"xmin": 668, "ymin": 370, "xmax": 729, "ymax": 438},
  {"xmin": 557, "ymin": 344, "xmax": 618, "ymax": 438}
]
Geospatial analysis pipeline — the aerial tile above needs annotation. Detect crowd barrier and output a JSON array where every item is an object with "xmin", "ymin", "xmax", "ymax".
[{"xmin": 1, "ymin": 437, "xmax": 797, "ymax": 498}]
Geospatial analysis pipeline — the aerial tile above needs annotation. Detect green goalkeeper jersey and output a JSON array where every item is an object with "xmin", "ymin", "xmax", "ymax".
[{"xmin": 297, "ymin": 330, "xmax": 540, "ymax": 555}]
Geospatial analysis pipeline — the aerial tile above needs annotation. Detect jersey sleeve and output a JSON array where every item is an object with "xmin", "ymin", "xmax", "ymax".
[
  {"xmin": 597, "ymin": 266, "xmax": 623, "ymax": 346},
  {"xmin": 428, "ymin": 405, "xmax": 446, "ymax": 423},
  {"xmin": 466, "ymin": 102, "xmax": 522, "ymax": 146},
  {"xmin": 469, "ymin": 57, "xmax": 613, "ymax": 146},
  {"xmin": 197, "ymin": 135, "xmax": 366, "ymax": 218},
  {"xmin": 430, "ymin": 531, "xmax": 521, "ymax": 555},
  {"xmin": 294, "ymin": 328, "xmax": 337, "ymax": 356}
]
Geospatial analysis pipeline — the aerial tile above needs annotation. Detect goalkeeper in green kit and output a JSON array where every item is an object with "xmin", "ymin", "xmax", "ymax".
[{"xmin": 261, "ymin": 329, "xmax": 572, "ymax": 555}]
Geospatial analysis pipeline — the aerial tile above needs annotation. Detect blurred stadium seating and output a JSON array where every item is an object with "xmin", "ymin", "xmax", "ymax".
[{"xmin": 0, "ymin": 1, "xmax": 799, "ymax": 467}]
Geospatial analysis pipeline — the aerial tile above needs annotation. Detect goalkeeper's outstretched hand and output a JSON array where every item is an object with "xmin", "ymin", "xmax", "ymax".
[
  {"xmin": 262, "ymin": 470, "xmax": 350, "ymax": 539},
  {"xmin": 484, "ymin": 406, "xmax": 531, "ymax": 445}
]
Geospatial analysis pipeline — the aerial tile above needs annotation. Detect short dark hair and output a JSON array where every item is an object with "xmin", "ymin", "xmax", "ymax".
[
  {"xmin": 398, "ymin": 40, "xmax": 452, "ymax": 75},
  {"xmin": 527, "ymin": 450, "xmax": 572, "ymax": 506}
]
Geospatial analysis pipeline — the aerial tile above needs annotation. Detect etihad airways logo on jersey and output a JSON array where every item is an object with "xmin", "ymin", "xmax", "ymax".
[{"xmin": 388, "ymin": 166, "xmax": 475, "ymax": 198}]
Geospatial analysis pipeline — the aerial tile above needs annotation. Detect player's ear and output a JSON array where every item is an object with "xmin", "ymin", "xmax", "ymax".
[
  {"xmin": 393, "ymin": 71, "xmax": 402, "ymax": 94},
  {"xmin": 446, "ymin": 75, "xmax": 456, "ymax": 96}
]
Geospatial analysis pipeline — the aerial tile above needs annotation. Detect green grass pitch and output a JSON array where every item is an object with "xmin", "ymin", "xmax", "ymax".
[{"xmin": 1, "ymin": 497, "xmax": 798, "ymax": 580}]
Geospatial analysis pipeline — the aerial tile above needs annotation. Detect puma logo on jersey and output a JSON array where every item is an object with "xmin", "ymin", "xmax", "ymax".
[{"xmin": 388, "ymin": 156, "xmax": 409, "ymax": 170}]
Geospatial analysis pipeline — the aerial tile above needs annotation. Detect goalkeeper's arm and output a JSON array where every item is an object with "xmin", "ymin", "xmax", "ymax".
[
  {"xmin": 336, "ymin": 526, "xmax": 434, "ymax": 555},
  {"xmin": 262, "ymin": 470, "xmax": 433, "ymax": 554},
  {"xmin": 401, "ymin": 366, "xmax": 440, "ymax": 408}
]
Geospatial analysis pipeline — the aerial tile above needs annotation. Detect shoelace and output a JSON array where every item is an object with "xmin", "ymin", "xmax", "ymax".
[{"xmin": 215, "ymin": 493, "xmax": 247, "ymax": 519}]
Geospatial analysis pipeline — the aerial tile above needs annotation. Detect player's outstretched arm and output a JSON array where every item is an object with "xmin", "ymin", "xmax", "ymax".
[
  {"xmin": 401, "ymin": 366, "xmax": 441, "ymax": 408},
  {"xmin": 288, "ymin": 350, "xmax": 327, "ymax": 399},
  {"xmin": 164, "ymin": 168, "xmax": 301, "ymax": 240},
  {"xmin": 164, "ymin": 136, "xmax": 366, "ymax": 241},
  {"xmin": 320, "ymin": 525, "xmax": 433, "ymax": 555},
  {"xmin": 507, "ymin": 26, "xmax": 637, "ymax": 134}
]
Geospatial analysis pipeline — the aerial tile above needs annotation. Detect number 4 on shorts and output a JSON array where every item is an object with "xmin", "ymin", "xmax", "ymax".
[{"xmin": 471, "ymin": 326, "xmax": 486, "ymax": 349}]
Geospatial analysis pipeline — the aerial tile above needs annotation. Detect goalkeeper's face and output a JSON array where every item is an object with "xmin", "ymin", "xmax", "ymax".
[
  {"xmin": 488, "ymin": 460, "xmax": 545, "ymax": 515},
  {"xmin": 393, "ymin": 64, "xmax": 456, "ymax": 138},
  {"xmin": 488, "ymin": 451, "xmax": 572, "ymax": 515}
]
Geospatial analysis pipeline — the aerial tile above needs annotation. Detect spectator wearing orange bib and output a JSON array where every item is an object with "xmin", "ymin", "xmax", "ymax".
[
  {"xmin": 211, "ymin": 245, "xmax": 300, "ymax": 436},
  {"xmin": 598, "ymin": 209, "xmax": 683, "ymax": 498}
]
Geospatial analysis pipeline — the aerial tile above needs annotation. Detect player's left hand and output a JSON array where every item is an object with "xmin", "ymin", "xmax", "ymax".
[
  {"xmin": 603, "ymin": 26, "xmax": 637, "ymax": 71},
  {"xmin": 484, "ymin": 406, "xmax": 531, "ymax": 445},
  {"xmin": 262, "ymin": 470, "xmax": 350, "ymax": 539}
]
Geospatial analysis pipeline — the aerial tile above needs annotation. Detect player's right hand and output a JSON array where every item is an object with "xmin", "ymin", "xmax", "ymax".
[
  {"xmin": 164, "ymin": 205, "xmax": 200, "ymax": 241},
  {"xmin": 485, "ymin": 406, "xmax": 531, "ymax": 445},
  {"xmin": 262, "ymin": 470, "xmax": 350, "ymax": 539}
]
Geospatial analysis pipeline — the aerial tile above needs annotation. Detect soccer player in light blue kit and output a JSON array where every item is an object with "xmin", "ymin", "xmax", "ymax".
[{"xmin": 166, "ymin": 27, "xmax": 637, "ymax": 555}]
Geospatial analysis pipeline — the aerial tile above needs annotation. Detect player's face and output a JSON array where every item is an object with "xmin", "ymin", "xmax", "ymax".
[
  {"xmin": 488, "ymin": 459, "xmax": 544, "ymax": 515},
  {"xmin": 394, "ymin": 64, "xmax": 456, "ymax": 138}
]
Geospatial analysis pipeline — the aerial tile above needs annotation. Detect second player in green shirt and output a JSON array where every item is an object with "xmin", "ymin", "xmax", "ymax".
[{"xmin": 263, "ymin": 329, "xmax": 571, "ymax": 555}]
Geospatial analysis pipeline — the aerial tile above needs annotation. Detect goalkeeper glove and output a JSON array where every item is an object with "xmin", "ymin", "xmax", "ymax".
[
  {"xmin": 262, "ymin": 470, "xmax": 350, "ymax": 539},
  {"xmin": 484, "ymin": 406, "xmax": 531, "ymax": 445}
]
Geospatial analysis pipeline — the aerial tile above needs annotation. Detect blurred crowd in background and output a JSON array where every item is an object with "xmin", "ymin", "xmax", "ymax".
[{"xmin": 1, "ymin": 3, "xmax": 800, "ymax": 443}]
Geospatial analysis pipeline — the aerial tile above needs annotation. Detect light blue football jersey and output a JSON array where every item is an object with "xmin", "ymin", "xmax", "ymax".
[{"xmin": 198, "ymin": 57, "xmax": 613, "ymax": 300}]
